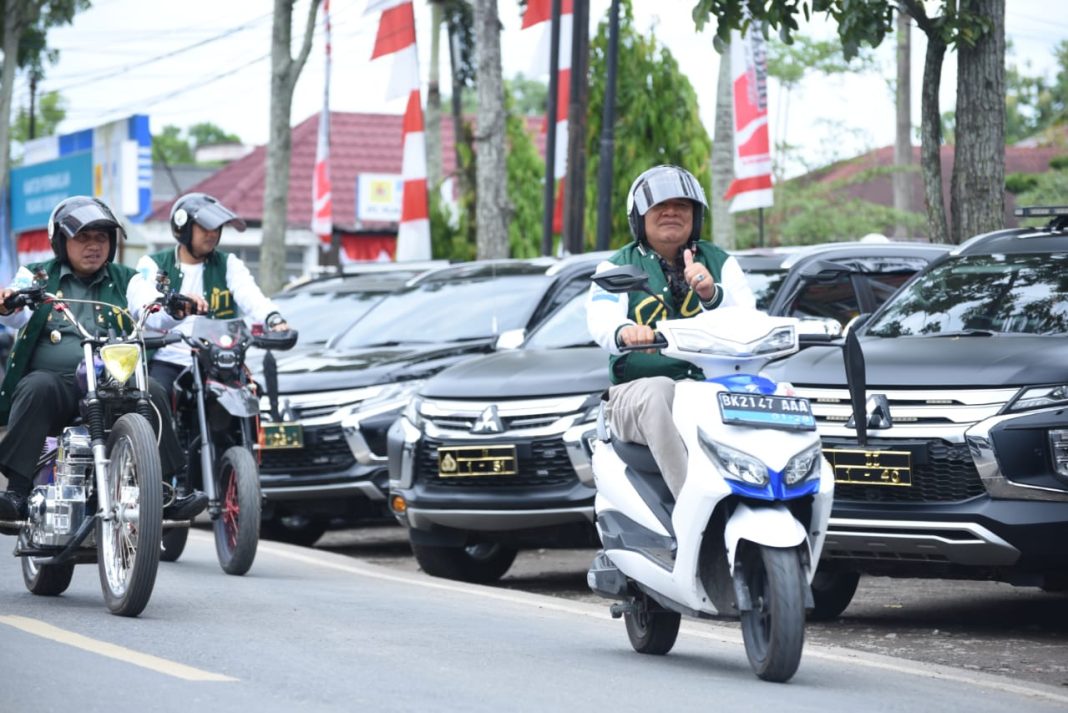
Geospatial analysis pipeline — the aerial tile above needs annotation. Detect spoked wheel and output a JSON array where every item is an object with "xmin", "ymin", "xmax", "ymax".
[
  {"xmin": 624, "ymin": 591, "xmax": 681, "ymax": 655},
  {"xmin": 160, "ymin": 527, "xmax": 190, "ymax": 563},
  {"xmin": 20, "ymin": 532, "xmax": 75, "ymax": 596},
  {"xmin": 213, "ymin": 446, "xmax": 261, "ymax": 576},
  {"xmin": 738, "ymin": 545, "xmax": 806, "ymax": 682},
  {"xmin": 97, "ymin": 414, "xmax": 162, "ymax": 617}
]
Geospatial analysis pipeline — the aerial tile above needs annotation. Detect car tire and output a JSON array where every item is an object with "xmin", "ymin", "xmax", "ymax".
[
  {"xmin": 260, "ymin": 516, "xmax": 328, "ymax": 548},
  {"xmin": 410, "ymin": 540, "xmax": 518, "ymax": 583},
  {"xmin": 808, "ymin": 570, "xmax": 860, "ymax": 621}
]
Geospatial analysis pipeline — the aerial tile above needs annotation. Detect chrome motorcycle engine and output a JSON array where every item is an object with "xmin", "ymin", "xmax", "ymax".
[{"xmin": 27, "ymin": 426, "xmax": 93, "ymax": 547}]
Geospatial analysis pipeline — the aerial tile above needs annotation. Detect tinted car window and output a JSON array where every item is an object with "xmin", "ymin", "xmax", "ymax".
[
  {"xmin": 524, "ymin": 292, "xmax": 593, "ymax": 350},
  {"xmin": 866, "ymin": 253, "xmax": 1068, "ymax": 337},
  {"xmin": 274, "ymin": 291, "xmax": 385, "ymax": 346},
  {"xmin": 332, "ymin": 274, "xmax": 553, "ymax": 348}
]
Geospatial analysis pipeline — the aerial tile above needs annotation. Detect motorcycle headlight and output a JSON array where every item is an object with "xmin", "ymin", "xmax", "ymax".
[
  {"xmin": 698, "ymin": 428, "xmax": 768, "ymax": 486},
  {"xmin": 783, "ymin": 443, "xmax": 822, "ymax": 485},
  {"xmin": 1010, "ymin": 385, "xmax": 1068, "ymax": 412},
  {"xmin": 670, "ymin": 325, "xmax": 795, "ymax": 357},
  {"xmin": 100, "ymin": 344, "xmax": 140, "ymax": 385}
]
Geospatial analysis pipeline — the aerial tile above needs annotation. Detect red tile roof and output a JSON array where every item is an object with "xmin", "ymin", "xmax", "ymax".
[
  {"xmin": 149, "ymin": 111, "xmax": 547, "ymax": 231},
  {"xmin": 801, "ymin": 144, "xmax": 1063, "ymax": 229}
]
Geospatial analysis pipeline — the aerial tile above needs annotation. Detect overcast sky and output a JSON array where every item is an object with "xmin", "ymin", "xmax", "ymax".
[{"xmin": 16, "ymin": 0, "xmax": 1068, "ymax": 176}]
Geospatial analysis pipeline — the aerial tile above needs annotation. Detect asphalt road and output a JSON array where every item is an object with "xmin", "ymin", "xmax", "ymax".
[
  {"xmin": 316, "ymin": 523, "xmax": 1068, "ymax": 690},
  {"xmin": 2, "ymin": 531, "xmax": 1068, "ymax": 712}
]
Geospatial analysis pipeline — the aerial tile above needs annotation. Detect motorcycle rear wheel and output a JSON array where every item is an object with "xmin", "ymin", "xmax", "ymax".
[
  {"xmin": 213, "ymin": 446, "xmax": 261, "ymax": 576},
  {"xmin": 97, "ymin": 414, "xmax": 162, "ymax": 617},
  {"xmin": 20, "ymin": 530, "xmax": 75, "ymax": 596},
  {"xmin": 624, "ymin": 591, "xmax": 681, "ymax": 655},
  {"xmin": 160, "ymin": 527, "xmax": 190, "ymax": 562},
  {"xmin": 739, "ymin": 545, "xmax": 806, "ymax": 682}
]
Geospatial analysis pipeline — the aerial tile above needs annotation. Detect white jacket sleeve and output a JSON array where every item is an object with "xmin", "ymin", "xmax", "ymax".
[
  {"xmin": 713, "ymin": 255, "xmax": 757, "ymax": 310},
  {"xmin": 586, "ymin": 261, "xmax": 632, "ymax": 355},
  {"xmin": 226, "ymin": 254, "xmax": 280, "ymax": 323},
  {"xmin": 127, "ymin": 255, "xmax": 180, "ymax": 330},
  {"xmin": 0, "ymin": 266, "xmax": 36, "ymax": 331}
]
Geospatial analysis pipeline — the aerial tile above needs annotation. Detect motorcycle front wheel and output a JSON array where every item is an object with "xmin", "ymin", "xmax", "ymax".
[
  {"xmin": 213, "ymin": 446, "xmax": 261, "ymax": 576},
  {"xmin": 738, "ymin": 545, "xmax": 806, "ymax": 682},
  {"xmin": 97, "ymin": 413, "xmax": 162, "ymax": 617}
]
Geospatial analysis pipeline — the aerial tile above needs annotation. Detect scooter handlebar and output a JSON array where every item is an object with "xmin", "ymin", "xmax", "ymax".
[{"xmin": 617, "ymin": 334, "xmax": 669, "ymax": 353}]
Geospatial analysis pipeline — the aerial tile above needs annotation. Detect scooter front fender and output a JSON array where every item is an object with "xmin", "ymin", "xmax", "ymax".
[{"xmin": 724, "ymin": 501, "xmax": 810, "ymax": 574}]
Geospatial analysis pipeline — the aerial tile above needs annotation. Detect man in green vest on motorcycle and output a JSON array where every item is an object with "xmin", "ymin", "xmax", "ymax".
[
  {"xmin": 586, "ymin": 165, "xmax": 756, "ymax": 498},
  {"xmin": 0, "ymin": 196, "xmax": 187, "ymax": 526},
  {"xmin": 127, "ymin": 193, "xmax": 288, "ymax": 504}
]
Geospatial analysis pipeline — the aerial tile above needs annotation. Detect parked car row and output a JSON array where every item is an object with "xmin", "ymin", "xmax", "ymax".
[{"xmin": 255, "ymin": 212, "xmax": 1068, "ymax": 621}]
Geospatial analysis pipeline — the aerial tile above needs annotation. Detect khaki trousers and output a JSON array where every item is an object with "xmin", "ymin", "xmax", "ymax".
[{"xmin": 604, "ymin": 376, "xmax": 688, "ymax": 498}]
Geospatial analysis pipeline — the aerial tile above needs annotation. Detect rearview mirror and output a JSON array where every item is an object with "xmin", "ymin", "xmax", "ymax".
[{"xmin": 591, "ymin": 265, "xmax": 650, "ymax": 294}]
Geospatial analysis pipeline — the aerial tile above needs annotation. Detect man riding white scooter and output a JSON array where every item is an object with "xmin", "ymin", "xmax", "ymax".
[{"xmin": 586, "ymin": 164, "xmax": 756, "ymax": 498}]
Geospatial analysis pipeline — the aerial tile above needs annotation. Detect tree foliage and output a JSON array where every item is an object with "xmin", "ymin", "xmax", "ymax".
[
  {"xmin": 10, "ymin": 88, "xmax": 64, "ymax": 145},
  {"xmin": 151, "ymin": 122, "xmax": 243, "ymax": 166},
  {"xmin": 1005, "ymin": 40, "xmax": 1068, "ymax": 145},
  {"xmin": 584, "ymin": 0, "xmax": 712, "ymax": 250}
]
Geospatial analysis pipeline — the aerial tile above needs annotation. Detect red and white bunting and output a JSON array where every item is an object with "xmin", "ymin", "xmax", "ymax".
[
  {"xmin": 724, "ymin": 23, "xmax": 773, "ymax": 213},
  {"xmin": 368, "ymin": 0, "xmax": 430, "ymax": 260},
  {"xmin": 522, "ymin": 0, "xmax": 572, "ymax": 233},
  {"xmin": 312, "ymin": 0, "xmax": 333, "ymax": 251}
]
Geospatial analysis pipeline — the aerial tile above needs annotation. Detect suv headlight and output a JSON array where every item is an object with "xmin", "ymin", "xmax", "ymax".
[
  {"xmin": 698, "ymin": 428, "xmax": 768, "ymax": 486},
  {"xmin": 783, "ymin": 443, "xmax": 822, "ymax": 485},
  {"xmin": 353, "ymin": 379, "xmax": 425, "ymax": 416},
  {"xmin": 403, "ymin": 395, "xmax": 424, "ymax": 428},
  {"xmin": 1010, "ymin": 385, "xmax": 1068, "ymax": 412}
]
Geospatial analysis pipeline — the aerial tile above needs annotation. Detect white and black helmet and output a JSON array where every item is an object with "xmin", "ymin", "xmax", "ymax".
[
  {"xmin": 47, "ymin": 195, "xmax": 123, "ymax": 264},
  {"xmin": 626, "ymin": 165, "xmax": 708, "ymax": 245},
  {"xmin": 170, "ymin": 192, "xmax": 247, "ymax": 248}
]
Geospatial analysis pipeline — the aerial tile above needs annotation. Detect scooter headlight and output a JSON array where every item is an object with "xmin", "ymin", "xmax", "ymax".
[
  {"xmin": 100, "ymin": 344, "xmax": 140, "ymax": 385},
  {"xmin": 783, "ymin": 443, "xmax": 822, "ymax": 485},
  {"xmin": 698, "ymin": 428, "xmax": 768, "ymax": 486}
]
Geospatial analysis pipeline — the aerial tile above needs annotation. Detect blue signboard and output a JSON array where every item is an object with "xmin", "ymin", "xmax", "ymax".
[{"xmin": 10, "ymin": 152, "xmax": 94, "ymax": 232}]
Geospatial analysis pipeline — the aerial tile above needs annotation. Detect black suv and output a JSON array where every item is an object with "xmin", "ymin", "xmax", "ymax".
[
  {"xmin": 257, "ymin": 256, "xmax": 606, "ymax": 545},
  {"xmin": 387, "ymin": 241, "xmax": 949, "ymax": 583},
  {"xmin": 765, "ymin": 208, "xmax": 1068, "ymax": 617}
]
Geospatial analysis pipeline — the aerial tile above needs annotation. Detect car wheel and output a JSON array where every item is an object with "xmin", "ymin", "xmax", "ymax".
[
  {"xmin": 808, "ymin": 570, "xmax": 860, "ymax": 621},
  {"xmin": 410, "ymin": 540, "xmax": 518, "ymax": 583},
  {"xmin": 260, "ymin": 515, "xmax": 328, "ymax": 548}
]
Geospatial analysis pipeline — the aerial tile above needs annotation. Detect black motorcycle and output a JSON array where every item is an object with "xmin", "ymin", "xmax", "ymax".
[
  {"xmin": 0, "ymin": 274, "xmax": 170, "ymax": 616},
  {"xmin": 154, "ymin": 306, "xmax": 296, "ymax": 575}
]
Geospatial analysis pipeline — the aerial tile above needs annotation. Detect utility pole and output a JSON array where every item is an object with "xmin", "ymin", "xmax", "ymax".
[
  {"xmin": 893, "ymin": 7, "xmax": 913, "ymax": 238},
  {"xmin": 562, "ymin": 0, "xmax": 589, "ymax": 255},
  {"xmin": 594, "ymin": 0, "xmax": 620, "ymax": 251},
  {"xmin": 28, "ymin": 70, "xmax": 39, "ymax": 139}
]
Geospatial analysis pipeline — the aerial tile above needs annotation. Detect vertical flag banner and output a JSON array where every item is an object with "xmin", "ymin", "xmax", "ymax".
[
  {"xmin": 724, "ymin": 22, "xmax": 773, "ymax": 213},
  {"xmin": 312, "ymin": 0, "xmax": 334, "ymax": 252},
  {"xmin": 367, "ymin": 0, "xmax": 430, "ymax": 260},
  {"xmin": 522, "ymin": 0, "xmax": 572, "ymax": 233}
]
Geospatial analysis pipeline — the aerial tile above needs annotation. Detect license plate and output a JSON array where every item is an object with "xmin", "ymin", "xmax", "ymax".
[
  {"xmin": 260, "ymin": 423, "xmax": 304, "ymax": 450},
  {"xmin": 824, "ymin": 448, "xmax": 912, "ymax": 486},
  {"xmin": 717, "ymin": 392, "xmax": 816, "ymax": 431},
  {"xmin": 437, "ymin": 444, "xmax": 518, "ymax": 478}
]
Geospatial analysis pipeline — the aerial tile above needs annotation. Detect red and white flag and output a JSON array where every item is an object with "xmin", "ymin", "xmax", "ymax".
[
  {"xmin": 522, "ymin": 0, "xmax": 572, "ymax": 234},
  {"xmin": 724, "ymin": 23, "xmax": 773, "ymax": 213},
  {"xmin": 312, "ymin": 0, "xmax": 333, "ymax": 250},
  {"xmin": 368, "ymin": 0, "xmax": 430, "ymax": 260}
]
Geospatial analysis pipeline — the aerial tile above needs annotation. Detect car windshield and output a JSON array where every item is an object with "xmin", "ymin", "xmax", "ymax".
[
  {"xmin": 524, "ymin": 291, "xmax": 593, "ymax": 349},
  {"xmin": 274, "ymin": 290, "xmax": 386, "ymax": 346},
  {"xmin": 865, "ymin": 253, "xmax": 1068, "ymax": 337},
  {"xmin": 332, "ymin": 274, "xmax": 552, "ymax": 349},
  {"xmin": 746, "ymin": 269, "xmax": 789, "ymax": 311}
]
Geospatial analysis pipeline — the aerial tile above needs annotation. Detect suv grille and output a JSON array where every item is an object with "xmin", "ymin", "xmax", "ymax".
[
  {"xmin": 416, "ymin": 437, "xmax": 577, "ymax": 487},
  {"xmin": 829, "ymin": 441, "xmax": 985, "ymax": 503},
  {"xmin": 260, "ymin": 424, "xmax": 355, "ymax": 475}
]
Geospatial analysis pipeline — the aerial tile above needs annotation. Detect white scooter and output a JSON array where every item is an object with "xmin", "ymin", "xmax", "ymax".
[{"xmin": 586, "ymin": 266, "xmax": 838, "ymax": 683}]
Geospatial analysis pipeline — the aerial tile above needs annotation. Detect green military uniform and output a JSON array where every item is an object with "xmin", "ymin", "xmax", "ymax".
[
  {"xmin": 149, "ymin": 248, "xmax": 237, "ymax": 319},
  {"xmin": 607, "ymin": 241, "xmax": 730, "ymax": 385}
]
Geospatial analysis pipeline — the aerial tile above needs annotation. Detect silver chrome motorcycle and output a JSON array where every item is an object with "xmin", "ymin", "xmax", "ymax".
[{"xmin": 0, "ymin": 273, "xmax": 171, "ymax": 617}]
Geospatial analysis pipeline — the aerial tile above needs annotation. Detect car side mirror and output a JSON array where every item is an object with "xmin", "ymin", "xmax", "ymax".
[
  {"xmin": 843, "ymin": 313, "xmax": 872, "ymax": 337},
  {"xmin": 495, "ymin": 328, "xmax": 526, "ymax": 351},
  {"xmin": 591, "ymin": 265, "xmax": 650, "ymax": 294},
  {"xmin": 797, "ymin": 317, "xmax": 843, "ymax": 346}
]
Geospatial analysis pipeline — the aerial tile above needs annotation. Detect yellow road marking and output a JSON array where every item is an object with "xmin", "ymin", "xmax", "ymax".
[{"xmin": 0, "ymin": 615, "xmax": 236, "ymax": 682}]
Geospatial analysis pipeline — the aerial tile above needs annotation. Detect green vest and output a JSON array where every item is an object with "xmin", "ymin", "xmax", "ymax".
[
  {"xmin": 607, "ymin": 241, "xmax": 730, "ymax": 385},
  {"xmin": 0, "ymin": 260, "xmax": 136, "ymax": 425},
  {"xmin": 151, "ymin": 248, "xmax": 237, "ymax": 319}
]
